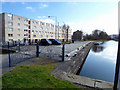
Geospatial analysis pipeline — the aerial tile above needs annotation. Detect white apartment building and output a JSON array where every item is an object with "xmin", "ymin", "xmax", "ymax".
[{"xmin": 0, "ymin": 13, "xmax": 72, "ymax": 43}]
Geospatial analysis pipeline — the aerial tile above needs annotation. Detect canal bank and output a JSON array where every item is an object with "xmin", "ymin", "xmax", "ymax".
[{"xmin": 51, "ymin": 41, "xmax": 113, "ymax": 89}]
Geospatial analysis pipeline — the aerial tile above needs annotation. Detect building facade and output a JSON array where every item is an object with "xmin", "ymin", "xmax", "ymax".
[
  {"xmin": 0, "ymin": 13, "xmax": 72, "ymax": 43},
  {"xmin": 72, "ymin": 30, "xmax": 83, "ymax": 41}
]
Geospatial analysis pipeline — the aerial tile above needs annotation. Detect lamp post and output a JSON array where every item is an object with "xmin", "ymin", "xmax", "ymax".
[
  {"xmin": 48, "ymin": 16, "xmax": 57, "ymax": 39},
  {"xmin": 58, "ymin": 22, "xmax": 59, "ymax": 40}
]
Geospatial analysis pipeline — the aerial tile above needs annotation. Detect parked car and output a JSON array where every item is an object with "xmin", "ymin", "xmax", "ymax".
[
  {"xmin": 40, "ymin": 39, "xmax": 52, "ymax": 45},
  {"xmin": 19, "ymin": 41, "xmax": 25, "ymax": 46},
  {"xmin": 2, "ymin": 42, "xmax": 8, "ymax": 47},
  {"xmin": 49, "ymin": 39, "xmax": 61, "ymax": 45}
]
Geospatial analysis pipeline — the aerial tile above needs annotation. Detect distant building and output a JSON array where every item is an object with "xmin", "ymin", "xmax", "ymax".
[
  {"xmin": 109, "ymin": 34, "xmax": 118, "ymax": 39},
  {"xmin": 72, "ymin": 30, "xmax": 83, "ymax": 41},
  {"xmin": 0, "ymin": 13, "xmax": 72, "ymax": 43}
]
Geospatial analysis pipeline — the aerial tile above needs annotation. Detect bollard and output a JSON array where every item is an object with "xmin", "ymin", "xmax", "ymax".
[
  {"xmin": 8, "ymin": 42, "xmax": 11, "ymax": 67},
  {"xmin": 62, "ymin": 44, "xmax": 65, "ymax": 62},
  {"xmin": 36, "ymin": 42, "xmax": 39, "ymax": 57},
  {"xmin": 18, "ymin": 42, "xmax": 20, "ymax": 52},
  {"xmin": 17, "ymin": 42, "xmax": 20, "ymax": 52}
]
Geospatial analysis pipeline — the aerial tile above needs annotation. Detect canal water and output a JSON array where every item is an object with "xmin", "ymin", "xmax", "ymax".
[{"xmin": 80, "ymin": 40, "xmax": 118, "ymax": 82}]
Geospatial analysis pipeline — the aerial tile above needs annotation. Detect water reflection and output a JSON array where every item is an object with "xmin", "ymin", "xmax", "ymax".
[
  {"xmin": 80, "ymin": 40, "xmax": 118, "ymax": 82},
  {"xmin": 92, "ymin": 45, "xmax": 105, "ymax": 53}
]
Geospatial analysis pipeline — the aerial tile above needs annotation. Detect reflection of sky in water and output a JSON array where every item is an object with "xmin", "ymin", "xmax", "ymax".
[
  {"xmin": 80, "ymin": 40, "xmax": 118, "ymax": 82},
  {"xmin": 91, "ymin": 41, "xmax": 118, "ymax": 64}
]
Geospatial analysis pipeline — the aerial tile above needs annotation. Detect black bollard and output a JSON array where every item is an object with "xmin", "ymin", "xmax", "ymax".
[
  {"xmin": 8, "ymin": 42, "xmax": 11, "ymax": 67},
  {"xmin": 18, "ymin": 42, "xmax": 20, "ymax": 52},
  {"xmin": 36, "ymin": 42, "xmax": 39, "ymax": 57},
  {"xmin": 62, "ymin": 44, "xmax": 65, "ymax": 62}
]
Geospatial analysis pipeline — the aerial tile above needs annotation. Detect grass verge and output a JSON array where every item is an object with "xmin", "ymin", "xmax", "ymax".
[
  {"xmin": 2, "ymin": 64, "xmax": 81, "ymax": 88},
  {"xmin": 62, "ymin": 41, "xmax": 71, "ymax": 44}
]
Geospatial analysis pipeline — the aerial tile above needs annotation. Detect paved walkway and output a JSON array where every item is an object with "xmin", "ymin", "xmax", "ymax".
[{"xmin": 1, "ymin": 41, "xmax": 91, "ymax": 75}]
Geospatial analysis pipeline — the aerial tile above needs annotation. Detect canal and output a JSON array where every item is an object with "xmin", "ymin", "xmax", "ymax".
[{"xmin": 80, "ymin": 40, "xmax": 118, "ymax": 82}]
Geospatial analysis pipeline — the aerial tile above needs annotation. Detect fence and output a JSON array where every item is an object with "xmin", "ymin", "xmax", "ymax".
[
  {"xmin": 2, "ymin": 42, "xmax": 65, "ymax": 68},
  {"xmin": 2, "ymin": 41, "xmax": 91, "ymax": 68}
]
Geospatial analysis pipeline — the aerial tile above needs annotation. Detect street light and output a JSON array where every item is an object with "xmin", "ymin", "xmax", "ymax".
[{"xmin": 48, "ymin": 16, "xmax": 57, "ymax": 39}]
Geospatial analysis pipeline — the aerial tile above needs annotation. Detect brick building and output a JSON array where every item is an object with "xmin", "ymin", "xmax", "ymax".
[{"xmin": 72, "ymin": 30, "xmax": 83, "ymax": 41}]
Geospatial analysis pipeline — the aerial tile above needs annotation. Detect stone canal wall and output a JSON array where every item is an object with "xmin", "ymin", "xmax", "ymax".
[
  {"xmin": 52, "ymin": 42, "xmax": 93, "ymax": 76},
  {"xmin": 51, "ymin": 42, "xmax": 113, "ymax": 89}
]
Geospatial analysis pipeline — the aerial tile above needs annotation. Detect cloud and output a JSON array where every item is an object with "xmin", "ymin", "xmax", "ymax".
[
  {"xmin": 70, "ymin": 8, "xmax": 118, "ymax": 35},
  {"xmin": 0, "ymin": 9, "xmax": 1, "ymax": 11},
  {"xmin": 37, "ymin": 16, "xmax": 47, "ymax": 19},
  {"xmin": 93, "ymin": 53, "xmax": 102, "ymax": 56},
  {"xmin": 65, "ymin": 22, "xmax": 74, "ymax": 26},
  {"xmin": 26, "ymin": 7, "xmax": 33, "ymax": 10},
  {"xmin": 40, "ymin": 3, "xmax": 48, "ymax": 8},
  {"xmin": 103, "ymin": 56, "xmax": 116, "ymax": 64},
  {"xmin": 21, "ymin": 2, "xmax": 25, "ymax": 5},
  {"xmin": 26, "ymin": 6, "xmax": 35, "ymax": 12},
  {"xmin": 39, "ymin": 19, "xmax": 55, "ymax": 24}
]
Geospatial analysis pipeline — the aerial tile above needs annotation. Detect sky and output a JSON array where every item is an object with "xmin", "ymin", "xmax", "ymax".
[{"xmin": 1, "ymin": 1, "xmax": 119, "ymax": 35}]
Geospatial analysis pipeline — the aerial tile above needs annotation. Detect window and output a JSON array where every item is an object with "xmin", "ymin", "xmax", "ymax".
[
  {"xmin": 18, "ymin": 28, "xmax": 20, "ymax": 31},
  {"xmin": 8, "ymin": 14, "xmax": 13, "ymax": 20},
  {"xmin": 40, "ymin": 35, "xmax": 43, "ymax": 38},
  {"xmin": 40, "ymin": 27, "xmax": 43, "ymax": 30},
  {"xmin": 8, "ymin": 39, "xmax": 13, "ymax": 42},
  {"xmin": 32, "ymin": 30, "xmax": 34, "ymax": 32},
  {"xmin": 24, "ymin": 33, "xmax": 28, "ymax": 36},
  {"xmin": 33, "ymin": 26, "xmax": 36, "ymax": 29},
  {"xmin": 24, "ymin": 19, "xmax": 28, "ymax": 22},
  {"xmin": 18, "ymin": 23, "xmax": 20, "ymax": 26},
  {"xmin": 46, "ymin": 28, "xmax": 48, "ymax": 30},
  {"xmin": 36, "ymin": 22, "xmax": 38, "ymax": 24},
  {"xmin": 32, "ymin": 21, "xmax": 34, "ymax": 23},
  {"xmin": 18, "ymin": 18, "xmax": 20, "ymax": 20},
  {"xmin": 24, "ymin": 24, "xmax": 28, "ymax": 27},
  {"xmin": 39, "ymin": 31, "xmax": 41, "ymax": 33},
  {"xmin": 24, "ymin": 29, "xmax": 28, "ymax": 32},
  {"xmin": 18, "ymin": 34, "xmax": 20, "ymax": 36},
  {"xmin": 8, "ymin": 34, "xmax": 13, "ymax": 37},
  {"xmin": 42, "ymin": 23, "xmax": 44, "ymax": 25},
  {"xmin": 8, "ymin": 28, "xmax": 13, "ymax": 31},
  {"xmin": 35, "ymin": 30, "xmax": 37, "ymax": 32},
  {"xmin": 8, "ymin": 22, "xmax": 13, "ymax": 26},
  {"xmin": 33, "ymin": 35, "xmax": 36, "ymax": 37},
  {"xmin": 46, "ymin": 35, "xmax": 48, "ymax": 37}
]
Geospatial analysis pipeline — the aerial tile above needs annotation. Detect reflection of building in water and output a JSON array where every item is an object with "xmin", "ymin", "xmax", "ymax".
[{"xmin": 92, "ymin": 45, "xmax": 104, "ymax": 52}]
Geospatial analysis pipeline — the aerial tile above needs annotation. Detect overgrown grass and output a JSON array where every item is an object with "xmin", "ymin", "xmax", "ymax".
[{"xmin": 2, "ymin": 64, "xmax": 81, "ymax": 88}]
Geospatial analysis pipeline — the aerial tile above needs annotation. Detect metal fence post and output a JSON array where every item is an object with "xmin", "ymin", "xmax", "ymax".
[
  {"xmin": 62, "ymin": 44, "xmax": 65, "ymax": 62},
  {"xmin": 36, "ymin": 42, "xmax": 39, "ymax": 57},
  {"xmin": 8, "ymin": 42, "xmax": 11, "ymax": 67}
]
